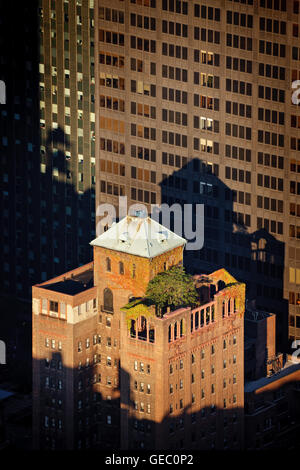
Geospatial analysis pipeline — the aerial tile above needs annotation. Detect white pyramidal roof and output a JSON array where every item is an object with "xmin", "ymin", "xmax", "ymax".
[{"xmin": 90, "ymin": 215, "xmax": 186, "ymax": 258}]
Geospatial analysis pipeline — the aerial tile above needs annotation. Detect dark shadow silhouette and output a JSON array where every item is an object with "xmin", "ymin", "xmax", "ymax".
[
  {"xmin": 159, "ymin": 158, "xmax": 288, "ymax": 354},
  {"xmin": 27, "ymin": 349, "xmax": 300, "ymax": 451}
]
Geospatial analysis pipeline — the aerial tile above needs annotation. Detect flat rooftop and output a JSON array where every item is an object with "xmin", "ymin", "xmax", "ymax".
[
  {"xmin": 245, "ymin": 309, "xmax": 273, "ymax": 322},
  {"xmin": 40, "ymin": 268, "xmax": 94, "ymax": 295},
  {"xmin": 245, "ymin": 360, "xmax": 300, "ymax": 393}
]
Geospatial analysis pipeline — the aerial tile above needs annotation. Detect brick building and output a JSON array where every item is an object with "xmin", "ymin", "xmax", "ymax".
[
  {"xmin": 32, "ymin": 215, "xmax": 245, "ymax": 450},
  {"xmin": 245, "ymin": 359, "xmax": 300, "ymax": 450}
]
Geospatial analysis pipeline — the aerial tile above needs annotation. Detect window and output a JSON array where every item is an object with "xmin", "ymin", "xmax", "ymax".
[
  {"xmin": 106, "ymin": 257, "xmax": 111, "ymax": 272},
  {"xmin": 103, "ymin": 288, "xmax": 113, "ymax": 312}
]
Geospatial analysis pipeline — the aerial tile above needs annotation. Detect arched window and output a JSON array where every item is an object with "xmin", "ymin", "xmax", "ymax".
[
  {"xmin": 228, "ymin": 299, "xmax": 231, "ymax": 316},
  {"xmin": 234, "ymin": 298, "xmax": 237, "ymax": 312},
  {"xmin": 222, "ymin": 301, "xmax": 225, "ymax": 318},
  {"xmin": 191, "ymin": 313, "xmax": 194, "ymax": 332},
  {"xmin": 119, "ymin": 261, "xmax": 124, "ymax": 275},
  {"xmin": 106, "ymin": 257, "xmax": 111, "ymax": 272},
  {"xmin": 103, "ymin": 288, "xmax": 113, "ymax": 312}
]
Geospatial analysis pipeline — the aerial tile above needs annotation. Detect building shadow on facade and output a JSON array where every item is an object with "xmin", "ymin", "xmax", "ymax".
[
  {"xmin": 159, "ymin": 158, "xmax": 288, "ymax": 353},
  {"xmin": 30, "ymin": 352, "xmax": 300, "ymax": 451}
]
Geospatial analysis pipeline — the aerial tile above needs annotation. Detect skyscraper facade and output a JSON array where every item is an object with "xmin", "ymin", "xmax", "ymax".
[
  {"xmin": 95, "ymin": 0, "xmax": 300, "ymax": 350},
  {"xmin": 38, "ymin": 0, "xmax": 96, "ymax": 281}
]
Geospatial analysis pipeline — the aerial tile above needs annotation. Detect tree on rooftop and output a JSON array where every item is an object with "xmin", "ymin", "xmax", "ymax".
[{"xmin": 146, "ymin": 265, "xmax": 198, "ymax": 317}]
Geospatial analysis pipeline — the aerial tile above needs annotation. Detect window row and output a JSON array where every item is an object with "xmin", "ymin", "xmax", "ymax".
[
  {"xmin": 225, "ymin": 167, "xmax": 251, "ymax": 184},
  {"xmin": 259, "ymin": 40, "xmax": 285, "ymax": 58},
  {"xmin": 162, "ymin": 87, "xmax": 187, "ymax": 104},
  {"xmin": 193, "ymin": 138, "xmax": 219, "ymax": 155},
  {"xmin": 45, "ymin": 338, "xmax": 62, "ymax": 350},
  {"xmin": 257, "ymin": 130, "xmax": 284, "ymax": 148},
  {"xmin": 99, "ymin": 160, "xmax": 125, "ymax": 177},
  {"xmin": 131, "ymin": 187, "xmax": 156, "ymax": 204},
  {"xmin": 99, "ymin": 7, "xmax": 124, "ymax": 24},
  {"xmin": 258, "ymin": 63, "xmax": 285, "ymax": 80},
  {"xmin": 162, "ymin": 109, "xmax": 188, "ymax": 126},
  {"xmin": 131, "ymin": 124, "xmax": 156, "ymax": 140},
  {"xmin": 193, "ymin": 94, "xmax": 219, "ymax": 111},
  {"xmin": 224, "ymin": 252, "xmax": 250, "ymax": 272},
  {"xmin": 225, "ymin": 211, "xmax": 251, "ymax": 227},
  {"xmin": 162, "ymin": 20, "xmax": 188, "ymax": 37},
  {"xmin": 225, "ymin": 189, "xmax": 251, "ymax": 205},
  {"xmin": 225, "ymin": 145, "xmax": 252, "ymax": 162},
  {"xmin": 100, "ymin": 117, "xmax": 125, "ymax": 134},
  {"xmin": 226, "ymin": 79, "xmax": 252, "ymax": 96},
  {"xmin": 162, "ymin": 43, "xmax": 187, "ymax": 60},
  {"xmin": 45, "ymin": 358, "xmax": 63, "ymax": 370},
  {"xmin": 257, "ymin": 174, "xmax": 284, "ymax": 191},
  {"xmin": 99, "ymin": 30, "xmax": 124, "ymax": 46},
  {"xmin": 161, "ymin": 174, "xmax": 187, "ymax": 191},
  {"xmin": 194, "ymin": 72, "xmax": 219, "ymax": 89},
  {"xmin": 191, "ymin": 306, "xmax": 215, "ymax": 331},
  {"xmin": 130, "ymin": 13, "xmax": 156, "ymax": 30},
  {"xmin": 225, "ymin": 123, "xmax": 252, "ymax": 141},
  {"xmin": 162, "ymin": 130, "xmax": 187, "ymax": 148},
  {"xmin": 258, "ymin": 85, "xmax": 285, "ymax": 102},
  {"xmin": 99, "ymin": 51, "xmax": 124, "ymax": 68},
  {"xmin": 131, "ymin": 166, "xmax": 156, "ymax": 184},
  {"xmin": 130, "ymin": 36, "xmax": 156, "ymax": 53},
  {"xmin": 100, "ymin": 73, "xmax": 125, "ymax": 90},
  {"xmin": 226, "ymin": 56, "xmax": 252, "ymax": 73},
  {"xmin": 257, "ymin": 218, "xmax": 283, "ymax": 234},
  {"xmin": 130, "ymin": 0, "xmax": 156, "ymax": 6},
  {"xmin": 100, "ymin": 138, "xmax": 125, "ymax": 155},
  {"xmin": 131, "ymin": 102, "xmax": 156, "ymax": 119},
  {"xmin": 162, "ymin": 64, "xmax": 188, "ymax": 82},
  {"xmin": 227, "ymin": 11, "xmax": 253, "ymax": 28},
  {"xmin": 131, "ymin": 145, "xmax": 156, "ymax": 162},
  {"xmin": 259, "ymin": 0, "xmax": 286, "ymax": 11},
  {"xmin": 259, "ymin": 17, "xmax": 286, "ymax": 34},
  {"xmin": 162, "ymin": 0, "xmax": 188, "ymax": 14},
  {"xmin": 257, "ymin": 152, "xmax": 284, "ymax": 169},
  {"xmin": 258, "ymin": 108, "xmax": 284, "ymax": 125},
  {"xmin": 194, "ymin": 27, "xmax": 220, "ymax": 44},
  {"xmin": 100, "ymin": 180, "xmax": 125, "ymax": 196},
  {"xmin": 100, "ymin": 95, "xmax": 125, "ymax": 112},
  {"xmin": 162, "ymin": 152, "xmax": 187, "ymax": 168},
  {"xmin": 226, "ymin": 34, "xmax": 252, "ymax": 51},
  {"xmin": 131, "ymin": 80, "xmax": 156, "ymax": 97},
  {"xmin": 257, "ymin": 196, "xmax": 283, "ymax": 213},
  {"xmin": 133, "ymin": 361, "xmax": 151, "ymax": 374},
  {"xmin": 194, "ymin": 116, "xmax": 219, "ymax": 133},
  {"xmin": 226, "ymin": 101, "xmax": 252, "ymax": 118},
  {"xmin": 133, "ymin": 381, "xmax": 151, "ymax": 394},
  {"xmin": 194, "ymin": 4, "xmax": 221, "ymax": 21},
  {"xmin": 192, "ymin": 181, "xmax": 219, "ymax": 197},
  {"xmin": 194, "ymin": 50, "xmax": 219, "ymax": 66}
]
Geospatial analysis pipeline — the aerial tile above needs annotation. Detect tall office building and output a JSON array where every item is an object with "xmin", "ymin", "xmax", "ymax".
[
  {"xmin": 95, "ymin": 0, "xmax": 300, "ymax": 350},
  {"xmin": 0, "ymin": 2, "xmax": 40, "ymax": 300},
  {"xmin": 32, "ymin": 215, "xmax": 245, "ymax": 450},
  {"xmin": 38, "ymin": 0, "xmax": 96, "ymax": 281},
  {"xmin": 0, "ymin": 0, "xmax": 96, "ymax": 300}
]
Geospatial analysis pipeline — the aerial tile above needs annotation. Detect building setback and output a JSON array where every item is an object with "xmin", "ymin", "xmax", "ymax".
[
  {"xmin": 32, "ymin": 215, "xmax": 245, "ymax": 450},
  {"xmin": 95, "ymin": 0, "xmax": 300, "ymax": 351}
]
